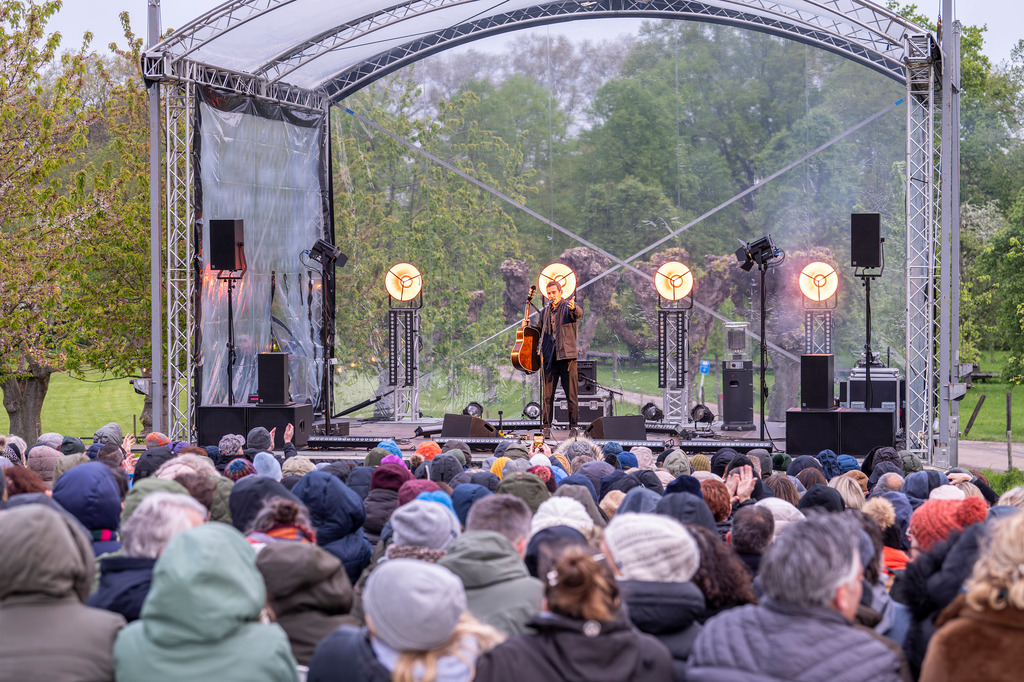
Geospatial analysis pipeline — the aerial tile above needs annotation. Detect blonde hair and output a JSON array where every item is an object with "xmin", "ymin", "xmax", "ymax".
[
  {"xmin": 391, "ymin": 613, "xmax": 504, "ymax": 682},
  {"xmin": 997, "ymin": 486, "xmax": 1024, "ymax": 510},
  {"xmin": 954, "ymin": 481, "xmax": 984, "ymax": 500},
  {"xmin": 828, "ymin": 475, "xmax": 865, "ymax": 510},
  {"xmin": 965, "ymin": 512, "xmax": 1024, "ymax": 611}
]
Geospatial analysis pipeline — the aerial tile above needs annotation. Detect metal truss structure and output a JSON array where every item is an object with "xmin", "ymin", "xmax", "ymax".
[
  {"xmin": 658, "ymin": 309, "xmax": 689, "ymax": 424},
  {"xmin": 388, "ymin": 309, "xmax": 421, "ymax": 422},
  {"xmin": 145, "ymin": 0, "xmax": 958, "ymax": 461},
  {"xmin": 803, "ymin": 310, "xmax": 834, "ymax": 355}
]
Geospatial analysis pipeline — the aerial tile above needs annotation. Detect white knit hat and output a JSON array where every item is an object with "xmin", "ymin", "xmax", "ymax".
[
  {"xmin": 530, "ymin": 454, "xmax": 552, "ymax": 467},
  {"xmin": 603, "ymin": 513, "xmax": 699, "ymax": 582},
  {"xmin": 929, "ymin": 484, "xmax": 966, "ymax": 501},
  {"xmin": 756, "ymin": 496, "xmax": 806, "ymax": 541},
  {"xmin": 530, "ymin": 497, "xmax": 594, "ymax": 538}
]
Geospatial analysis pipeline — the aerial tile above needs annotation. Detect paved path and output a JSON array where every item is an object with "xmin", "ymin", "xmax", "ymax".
[{"xmin": 957, "ymin": 440, "xmax": 1024, "ymax": 472}]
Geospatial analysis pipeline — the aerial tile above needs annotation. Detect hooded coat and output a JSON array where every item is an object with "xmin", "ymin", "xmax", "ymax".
[
  {"xmin": 113, "ymin": 523, "xmax": 298, "ymax": 682},
  {"xmin": 87, "ymin": 556, "xmax": 157, "ymax": 623},
  {"xmin": 51, "ymin": 461, "xmax": 123, "ymax": 556},
  {"xmin": 0, "ymin": 505, "xmax": 126, "ymax": 681},
  {"xmin": 345, "ymin": 466, "xmax": 375, "ymax": 500},
  {"xmin": 26, "ymin": 444, "xmax": 62, "ymax": 483},
  {"xmin": 655, "ymin": 492, "xmax": 717, "ymax": 534},
  {"xmin": 438, "ymin": 530, "xmax": 544, "ymax": 635},
  {"xmin": 228, "ymin": 476, "xmax": 301, "ymax": 533},
  {"xmin": 474, "ymin": 611, "xmax": 674, "ymax": 682},
  {"xmin": 688, "ymin": 600, "xmax": 907, "ymax": 682},
  {"xmin": 815, "ymin": 449, "xmax": 842, "ymax": 480},
  {"xmin": 619, "ymin": 580, "xmax": 705, "ymax": 681},
  {"xmin": 362, "ymin": 488, "xmax": 399, "ymax": 545},
  {"xmin": 293, "ymin": 472, "xmax": 373, "ymax": 583},
  {"xmin": 256, "ymin": 541, "xmax": 355, "ymax": 665}
]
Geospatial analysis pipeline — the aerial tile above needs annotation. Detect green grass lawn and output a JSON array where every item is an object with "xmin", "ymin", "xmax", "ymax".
[
  {"xmin": 959, "ymin": 350, "xmax": 1024, "ymax": 442},
  {"xmin": 0, "ymin": 373, "xmax": 145, "ymax": 439}
]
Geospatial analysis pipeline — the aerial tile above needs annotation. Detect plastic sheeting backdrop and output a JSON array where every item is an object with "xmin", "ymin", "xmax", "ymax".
[{"xmin": 197, "ymin": 88, "xmax": 329, "ymax": 407}]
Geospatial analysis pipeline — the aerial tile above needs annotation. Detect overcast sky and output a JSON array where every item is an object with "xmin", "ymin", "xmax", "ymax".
[{"xmin": 50, "ymin": 1, "xmax": 1021, "ymax": 67}]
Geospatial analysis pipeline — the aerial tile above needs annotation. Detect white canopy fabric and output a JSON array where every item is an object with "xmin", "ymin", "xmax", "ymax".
[{"xmin": 147, "ymin": 0, "xmax": 926, "ymax": 104}]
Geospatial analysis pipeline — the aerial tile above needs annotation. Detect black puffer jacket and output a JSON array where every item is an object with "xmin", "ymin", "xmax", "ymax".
[
  {"xmin": 620, "ymin": 580, "xmax": 704, "ymax": 681},
  {"xmin": 688, "ymin": 600, "xmax": 908, "ymax": 682},
  {"xmin": 361, "ymin": 488, "xmax": 399, "ymax": 545}
]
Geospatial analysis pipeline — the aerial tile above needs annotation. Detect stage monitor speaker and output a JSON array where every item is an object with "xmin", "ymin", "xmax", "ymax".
[
  {"xmin": 577, "ymin": 360, "xmax": 597, "ymax": 395},
  {"xmin": 801, "ymin": 354, "xmax": 834, "ymax": 409},
  {"xmin": 851, "ymin": 213, "xmax": 881, "ymax": 268},
  {"xmin": 722, "ymin": 361, "xmax": 754, "ymax": 430},
  {"xmin": 197, "ymin": 405, "xmax": 248, "ymax": 448},
  {"xmin": 258, "ymin": 352, "xmax": 291, "ymax": 405},
  {"xmin": 839, "ymin": 408, "xmax": 894, "ymax": 457},
  {"xmin": 247, "ymin": 403, "xmax": 314, "ymax": 448},
  {"xmin": 785, "ymin": 408, "xmax": 840, "ymax": 456},
  {"xmin": 441, "ymin": 413, "xmax": 498, "ymax": 438},
  {"xmin": 209, "ymin": 219, "xmax": 246, "ymax": 271},
  {"xmin": 584, "ymin": 415, "xmax": 647, "ymax": 441}
]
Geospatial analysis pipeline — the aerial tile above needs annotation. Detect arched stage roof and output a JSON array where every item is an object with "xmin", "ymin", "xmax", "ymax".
[{"xmin": 147, "ymin": 0, "xmax": 927, "ymax": 106}]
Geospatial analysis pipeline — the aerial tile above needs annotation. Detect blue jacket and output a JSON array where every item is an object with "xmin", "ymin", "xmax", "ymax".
[
  {"xmin": 88, "ymin": 556, "xmax": 157, "ymax": 622},
  {"xmin": 51, "ymin": 461, "xmax": 122, "ymax": 555},
  {"xmin": 293, "ymin": 472, "xmax": 372, "ymax": 583}
]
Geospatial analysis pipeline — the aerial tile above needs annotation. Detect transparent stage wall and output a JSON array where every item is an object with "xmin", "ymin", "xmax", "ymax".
[{"xmin": 328, "ymin": 19, "xmax": 906, "ymax": 423}]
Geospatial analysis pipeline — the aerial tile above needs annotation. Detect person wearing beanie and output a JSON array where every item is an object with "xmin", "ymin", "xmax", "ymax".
[
  {"xmin": 681, "ymin": 453, "xmax": 707, "ymax": 472},
  {"xmin": 374, "ymin": 440, "xmax": 402, "ymax": 459},
  {"xmin": 281, "ymin": 456, "xmax": 315, "ymax": 478},
  {"xmin": 379, "ymin": 454, "xmax": 407, "ymax": 470},
  {"xmin": 497, "ymin": 472, "xmax": 551, "ymax": 514},
  {"xmin": 417, "ymin": 490, "xmax": 457, "ymax": 515},
  {"xmin": 59, "ymin": 436, "xmax": 87, "ymax": 456},
  {"xmin": 769, "ymin": 452, "xmax": 790, "ymax": 473},
  {"xmin": 601, "ymin": 441, "xmax": 623, "ymax": 458},
  {"xmin": 909, "ymin": 497, "xmax": 988, "ymax": 553},
  {"xmin": 501, "ymin": 458, "xmax": 531, "ymax": 479},
  {"xmin": 445, "ymin": 440, "xmax": 471, "ymax": 464},
  {"xmin": 416, "ymin": 440, "xmax": 442, "ymax": 461},
  {"xmin": 143, "ymin": 432, "xmax": 171, "ymax": 449},
  {"xmin": 601, "ymin": 513, "xmax": 704, "ymax": 678},
  {"xmin": 475, "ymin": 548, "xmax": 674, "ymax": 682},
  {"xmin": 391, "ymin": 498, "xmax": 461, "ymax": 550},
  {"xmin": 216, "ymin": 433, "xmax": 245, "ymax": 467},
  {"xmin": 490, "ymin": 456, "xmax": 511, "ymax": 479},
  {"xmin": 616, "ymin": 452, "xmax": 639, "ymax": 470},
  {"xmin": 309, "ymin": 559, "xmax": 502, "ymax": 682},
  {"xmin": 397, "ymin": 479, "xmax": 441, "ymax": 506},
  {"xmin": 224, "ymin": 457, "xmax": 257, "ymax": 482},
  {"xmin": 529, "ymin": 497, "xmax": 594, "ymax": 538},
  {"xmin": 363, "ymin": 447, "xmax": 390, "ymax": 468},
  {"xmin": 797, "ymin": 484, "xmax": 846, "ymax": 514},
  {"xmin": 688, "ymin": 514, "xmax": 905, "ymax": 681},
  {"xmin": 244, "ymin": 426, "xmax": 299, "ymax": 462},
  {"xmin": 253, "ymin": 452, "xmax": 283, "ymax": 481}
]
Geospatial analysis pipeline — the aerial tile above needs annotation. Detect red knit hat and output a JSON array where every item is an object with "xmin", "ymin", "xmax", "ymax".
[
  {"xmin": 416, "ymin": 441, "xmax": 442, "ymax": 461},
  {"xmin": 397, "ymin": 479, "xmax": 441, "ymax": 506},
  {"xmin": 910, "ymin": 497, "xmax": 988, "ymax": 552},
  {"xmin": 371, "ymin": 462, "xmax": 413, "ymax": 492}
]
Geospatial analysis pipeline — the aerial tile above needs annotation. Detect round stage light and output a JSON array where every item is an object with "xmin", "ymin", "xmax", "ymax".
[
  {"xmin": 523, "ymin": 401, "xmax": 542, "ymax": 419},
  {"xmin": 641, "ymin": 402, "xmax": 664, "ymax": 422},
  {"xmin": 799, "ymin": 261, "xmax": 838, "ymax": 302},
  {"xmin": 538, "ymin": 263, "xmax": 577, "ymax": 299},
  {"xmin": 463, "ymin": 401, "xmax": 484, "ymax": 418},
  {"xmin": 655, "ymin": 261, "xmax": 694, "ymax": 300},
  {"xmin": 691, "ymin": 403, "xmax": 715, "ymax": 424},
  {"xmin": 385, "ymin": 263, "xmax": 422, "ymax": 301}
]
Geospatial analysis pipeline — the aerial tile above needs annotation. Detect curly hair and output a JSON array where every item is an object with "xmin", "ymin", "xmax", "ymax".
[
  {"xmin": 392, "ymin": 613, "xmax": 504, "ymax": 682},
  {"xmin": 700, "ymin": 479, "xmax": 732, "ymax": 522},
  {"xmin": 966, "ymin": 512, "xmax": 1024, "ymax": 611},
  {"xmin": 687, "ymin": 524, "xmax": 757, "ymax": 612}
]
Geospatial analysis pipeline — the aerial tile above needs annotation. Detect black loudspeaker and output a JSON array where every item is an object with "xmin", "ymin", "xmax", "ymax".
[
  {"xmin": 209, "ymin": 219, "xmax": 246, "ymax": 271},
  {"xmin": 577, "ymin": 360, "xmax": 597, "ymax": 395},
  {"xmin": 197, "ymin": 405, "xmax": 248, "ymax": 448},
  {"xmin": 441, "ymin": 414, "xmax": 498, "ymax": 438},
  {"xmin": 584, "ymin": 415, "xmax": 647, "ymax": 441},
  {"xmin": 785, "ymin": 408, "xmax": 840, "ymax": 456},
  {"xmin": 248, "ymin": 403, "xmax": 314, "ymax": 449},
  {"xmin": 722, "ymin": 361, "xmax": 754, "ymax": 430},
  {"xmin": 258, "ymin": 352, "xmax": 291, "ymax": 405},
  {"xmin": 839, "ymin": 408, "xmax": 894, "ymax": 457},
  {"xmin": 801, "ymin": 354, "xmax": 834, "ymax": 409},
  {"xmin": 851, "ymin": 213, "xmax": 881, "ymax": 268}
]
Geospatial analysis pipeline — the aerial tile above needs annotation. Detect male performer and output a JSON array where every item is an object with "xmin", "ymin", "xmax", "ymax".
[{"xmin": 540, "ymin": 280, "xmax": 583, "ymax": 438}]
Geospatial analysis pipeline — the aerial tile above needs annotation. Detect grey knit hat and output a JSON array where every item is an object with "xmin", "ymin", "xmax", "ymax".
[
  {"xmin": 603, "ymin": 512, "xmax": 700, "ymax": 582},
  {"xmin": 218, "ymin": 433, "xmax": 246, "ymax": 458},
  {"xmin": 390, "ymin": 499, "xmax": 461, "ymax": 550},
  {"xmin": 364, "ymin": 559, "xmax": 467, "ymax": 652},
  {"xmin": 246, "ymin": 427, "xmax": 274, "ymax": 451}
]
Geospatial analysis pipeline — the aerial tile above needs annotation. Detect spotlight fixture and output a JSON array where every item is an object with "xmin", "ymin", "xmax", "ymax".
[
  {"xmin": 735, "ymin": 235, "xmax": 780, "ymax": 271},
  {"xmin": 799, "ymin": 262, "xmax": 839, "ymax": 302},
  {"xmin": 523, "ymin": 401, "xmax": 542, "ymax": 420},
  {"xmin": 308, "ymin": 238, "xmax": 347, "ymax": 266},
  {"xmin": 654, "ymin": 261, "xmax": 694, "ymax": 301},
  {"xmin": 641, "ymin": 402, "xmax": 664, "ymax": 421},
  {"xmin": 690, "ymin": 403, "xmax": 715, "ymax": 424},
  {"xmin": 538, "ymin": 263, "xmax": 577, "ymax": 299},
  {"xmin": 463, "ymin": 401, "xmax": 484, "ymax": 418},
  {"xmin": 385, "ymin": 263, "xmax": 423, "ymax": 301}
]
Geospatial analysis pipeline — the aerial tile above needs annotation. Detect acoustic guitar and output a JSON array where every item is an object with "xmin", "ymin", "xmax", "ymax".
[{"xmin": 511, "ymin": 286, "xmax": 541, "ymax": 374}]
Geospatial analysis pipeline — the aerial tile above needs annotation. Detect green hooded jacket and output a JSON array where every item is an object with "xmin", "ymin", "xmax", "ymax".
[{"xmin": 113, "ymin": 523, "xmax": 299, "ymax": 682}]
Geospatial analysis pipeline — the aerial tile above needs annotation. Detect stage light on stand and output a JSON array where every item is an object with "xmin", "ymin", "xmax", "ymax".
[
  {"xmin": 538, "ymin": 263, "xmax": 576, "ymax": 299},
  {"xmin": 523, "ymin": 401, "xmax": 541, "ymax": 419},
  {"xmin": 691, "ymin": 404, "xmax": 715, "ymax": 424},
  {"xmin": 799, "ymin": 262, "xmax": 838, "ymax": 302},
  {"xmin": 641, "ymin": 402, "xmax": 664, "ymax": 422},
  {"xmin": 386, "ymin": 263, "xmax": 422, "ymax": 422},
  {"xmin": 654, "ymin": 261, "xmax": 694, "ymax": 425},
  {"xmin": 799, "ymin": 261, "xmax": 838, "ymax": 355},
  {"xmin": 463, "ymin": 402, "xmax": 484, "ymax": 418}
]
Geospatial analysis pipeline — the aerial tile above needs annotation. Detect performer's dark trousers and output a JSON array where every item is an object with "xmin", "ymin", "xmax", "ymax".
[{"xmin": 542, "ymin": 358, "xmax": 578, "ymax": 429}]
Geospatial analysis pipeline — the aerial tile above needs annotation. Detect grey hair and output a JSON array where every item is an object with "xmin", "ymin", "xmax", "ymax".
[
  {"xmin": 997, "ymin": 486, "xmax": 1024, "ymax": 510},
  {"xmin": 876, "ymin": 472, "xmax": 905, "ymax": 493},
  {"xmin": 6, "ymin": 436, "xmax": 27, "ymax": 457},
  {"xmin": 122, "ymin": 492, "xmax": 207, "ymax": 559},
  {"xmin": 759, "ymin": 514, "xmax": 861, "ymax": 610},
  {"xmin": 466, "ymin": 494, "xmax": 533, "ymax": 544}
]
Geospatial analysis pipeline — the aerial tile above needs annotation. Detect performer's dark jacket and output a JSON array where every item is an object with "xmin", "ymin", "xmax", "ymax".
[{"xmin": 540, "ymin": 301, "xmax": 583, "ymax": 361}]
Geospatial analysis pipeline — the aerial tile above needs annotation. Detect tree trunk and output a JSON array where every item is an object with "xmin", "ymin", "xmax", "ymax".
[{"xmin": 2, "ymin": 363, "xmax": 53, "ymax": 443}]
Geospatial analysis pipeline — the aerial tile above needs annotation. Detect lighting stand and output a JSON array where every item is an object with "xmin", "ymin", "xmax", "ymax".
[
  {"xmin": 217, "ymin": 270, "xmax": 244, "ymax": 404},
  {"xmin": 856, "ymin": 245, "xmax": 884, "ymax": 414},
  {"xmin": 388, "ymin": 305, "xmax": 421, "ymax": 421},
  {"xmin": 758, "ymin": 261, "xmax": 770, "ymax": 441}
]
